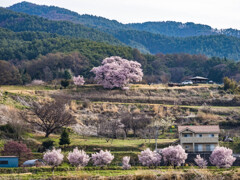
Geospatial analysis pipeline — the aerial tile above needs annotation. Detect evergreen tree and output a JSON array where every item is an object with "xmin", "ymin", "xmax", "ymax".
[
  {"xmin": 63, "ymin": 70, "xmax": 72, "ymax": 80},
  {"xmin": 59, "ymin": 128, "xmax": 70, "ymax": 145}
]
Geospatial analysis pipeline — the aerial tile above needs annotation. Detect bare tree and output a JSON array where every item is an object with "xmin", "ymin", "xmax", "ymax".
[
  {"xmin": 120, "ymin": 113, "xmax": 132, "ymax": 136},
  {"xmin": 137, "ymin": 126, "xmax": 155, "ymax": 143},
  {"xmin": 1, "ymin": 106, "xmax": 27, "ymax": 140},
  {"xmin": 131, "ymin": 113, "xmax": 151, "ymax": 137},
  {"xmin": 150, "ymin": 115, "xmax": 175, "ymax": 150},
  {"xmin": 73, "ymin": 124, "xmax": 97, "ymax": 138},
  {"xmin": 20, "ymin": 99, "xmax": 76, "ymax": 137},
  {"xmin": 98, "ymin": 113, "xmax": 123, "ymax": 142},
  {"xmin": 121, "ymin": 111, "xmax": 151, "ymax": 137}
]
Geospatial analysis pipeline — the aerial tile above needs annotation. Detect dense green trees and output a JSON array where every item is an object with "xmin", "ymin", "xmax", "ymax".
[
  {"xmin": 0, "ymin": 43, "xmax": 240, "ymax": 85},
  {"xmin": 223, "ymin": 77, "xmax": 240, "ymax": 93},
  {"xmin": 0, "ymin": 8, "xmax": 121, "ymax": 45},
  {"xmin": 111, "ymin": 30, "xmax": 240, "ymax": 60},
  {"xmin": 150, "ymin": 54, "xmax": 240, "ymax": 83},
  {"xmin": 0, "ymin": 60, "xmax": 22, "ymax": 85},
  {"xmin": 0, "ymin": 23, "xmax": 239, "ymax": 85},
  {"xmin": 7, "ymin": 2, "xmax": 240, "ymax": 60},
  {"xmin": 0, "ymin": 28, "xmax": 133, "ymax": 62}
]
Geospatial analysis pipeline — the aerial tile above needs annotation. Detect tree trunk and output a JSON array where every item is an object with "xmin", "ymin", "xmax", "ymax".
[
  {"xmin": 155, "ymin": 128, "xmax": 159, "ymax": 150},
  {"xmin": 133, "ymin": 129, "xmax": 136, "ymax": 137},
  {"xmin": 45, "ymin": 132, "xmax": 51, "ymax": 138},
  {"xmin": 123, "ymin": 129, "xmax": 128, "ymax": 137}
]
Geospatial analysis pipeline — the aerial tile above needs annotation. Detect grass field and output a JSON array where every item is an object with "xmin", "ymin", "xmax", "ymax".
[{"xmin": 0, "ymin": 166, "xmax": 239, "ymax": 179}]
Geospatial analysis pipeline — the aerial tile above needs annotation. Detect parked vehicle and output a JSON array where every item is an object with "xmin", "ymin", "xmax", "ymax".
[
  {"xmin": 22, "ymin": 159, "xmax": 45, "ymax": 167},
  {"xmin": 181, "ymin": 81, "xmax": 193, "ymax": 85}
]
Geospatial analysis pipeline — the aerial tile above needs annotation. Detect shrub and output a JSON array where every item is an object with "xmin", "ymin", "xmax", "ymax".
[
  {"xmin": 209, "ymin": 146, "xmax": 236, "ymax": 168},
  {"xmin": 91, "ymin": 56, "xmax": 143, "ymax": 89},
  {"xmin": 1, "ymin": 141, "xmax": 32, "ymax": 164},
  {"xmin": 43, "ymin": 148, "xmax": 64, "ymax": 168},
  {"xmin": 91, "ymin": 150, "xmax": 114, "ymax": 167},
  {"xmin": 61, "ymin": 80, "xmax": 70, "ymax": 88},
  {"xmin": 194, "ymin": 154, "xmax": 208, "ymax": 168},
  {"xmin": 161, "ymin": 145, "xmax": 188, "ymax": 167},
  {"xmin": 67, "ymin": 148, "xmax": 90, "ymax": 167},
  {"xmin": 223, "ymin": 77, "xmax": 239, "ymax": 93},
  {"xmin": 41, "ymin": 140, "xmax": 54, "ymax": 151},
  {"xmin": 122, "ymin": 156, "xmax": 131, "ymax": 170},
  {"xmin": 138, "ymin": 148, "xmax": 161, "ymax": 167}
]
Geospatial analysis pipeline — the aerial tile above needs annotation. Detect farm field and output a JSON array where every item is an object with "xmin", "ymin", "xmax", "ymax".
[
  {"xmin": 0, "ymin": 166, "xmax": 240, "ymax": 179},
  {"xmin": 0, "ymin": 84, "xmax": 240, "ymax": 179}
]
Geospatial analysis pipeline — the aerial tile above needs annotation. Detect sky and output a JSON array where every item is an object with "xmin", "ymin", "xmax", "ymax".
[{"xmin": 1, "ymin": 0, "xmax": 240, "ymax": 29}]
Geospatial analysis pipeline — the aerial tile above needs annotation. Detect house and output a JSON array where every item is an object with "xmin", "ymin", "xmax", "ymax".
[
  {"xmin": 189, "ymin": 76, "xmax": 208, "ymax": 84},
  {"xmin": 0, "ymin": 156, "xmax": 18, "ymax": 168},
  {"xmin": 178, "ymin": 125, "xmax": 220, "ymax": 152}
]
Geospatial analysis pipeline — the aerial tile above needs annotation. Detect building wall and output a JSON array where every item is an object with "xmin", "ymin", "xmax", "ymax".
[
  {"xmin": 182, "ymin": 143, "xmax": 218, "ymax": 152},
  {"xmin": 180, "ymin": 131, "xmax": 218, "ymax": 143},
  {"xmin": 182, "ymin": 143, "xmax": 194, "ymax": 152},
  {"xmin": 180, "ymin": 130, "xmax": 219, "ymax": 152},
  {"xmin": 0, "ymin": 157, "xmax": 18, "ymax": 168}
]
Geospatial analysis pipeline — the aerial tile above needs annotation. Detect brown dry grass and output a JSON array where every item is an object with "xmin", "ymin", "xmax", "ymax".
[{"xmin": 197, "ymin": 111, "xmax": 220, "ymax": 121}]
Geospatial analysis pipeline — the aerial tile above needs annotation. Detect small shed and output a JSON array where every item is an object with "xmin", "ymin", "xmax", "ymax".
[
  {"xmin": 189, "ymin": 76, "xmax": 208, "ymax": 84},
  {"xmin": 0, "ymin": 156, "xmax": 18, "ymax": 168}
]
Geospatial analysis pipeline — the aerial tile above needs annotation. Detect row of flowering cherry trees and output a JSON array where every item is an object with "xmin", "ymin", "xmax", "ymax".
[
  {"xmin": 73, "ymin": 56, "xmax": 143, "ymax": 89},
  {"xmin": 43, "ymin": 145, "xmax": 236, "ymax": 169}
]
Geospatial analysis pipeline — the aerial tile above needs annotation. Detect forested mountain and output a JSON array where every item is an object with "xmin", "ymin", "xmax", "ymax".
[
  {"xmin": 8, "ymin": 1, "xmax": 240, "ymax": 38},
  {"xmin": 112, "ymin": 30, "xmax": 240, "ymax": 60},
  {"xmin": 0, "ymin": 28, "xmax": 132, "ymax": 63},
  {"xmin": 8, "ymin": 1, "xmax": 127, "ymax": 31},
  {"xmin": 127, "ymin": 22, "xmax": 240, "ymax": 38},
  {"xmin": 0, "ymin": 2, "xmax": 240, "ymax": 85},
  {"xmin": 0, "ymin": 8, "xmax": 121, "ymax": 45},
  {"xmin": 7, "ymin": 1, "xmax": 240, "ymax": 60},
  {"xmin": 0, "ymin": 27, "xmax": 239, "ymax": 85}
]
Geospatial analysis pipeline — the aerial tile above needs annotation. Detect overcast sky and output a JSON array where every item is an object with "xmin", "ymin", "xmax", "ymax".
[{"xmin": 1, "ymin": 0, "xmax": 240, "ymax": 29}]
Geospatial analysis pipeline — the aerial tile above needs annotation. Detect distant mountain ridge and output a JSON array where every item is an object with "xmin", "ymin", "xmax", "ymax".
[
  {"xmin": 0, "ymin": 7, "xmax": 122, "ymax": 45},
  {"xmin": 5, "ymin": 1, "xmax": 240, "ymax": 60},
  {"xmin": 8, "ymin": 1, "xmax": 240, "ymax": 38}
]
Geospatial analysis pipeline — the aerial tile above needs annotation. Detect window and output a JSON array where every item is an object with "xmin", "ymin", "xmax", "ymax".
[
  {"xmin": 0, "ymin": 161, "xmax": 8, "ymax": 165},
  {"xmin": 183, "ymin": 134, "xmax": 191, "ymax": 137},
  {"xmin": 185, "ymin": 145, "xmax": 189, "ymax": 149},
  {"xmin": 209, "ymin": 134, "xmax": 214, "ymax": 137},
  {"xmin": 196, "ymin": 134, "xmax": 202, "ymax": 137},
  {"xmin": 210, "ymin": 144, "xmax": 215, "ymax": 151},
  {"xmin": 195, "ymin": 144, "xmax": 203, "ymax": 152},
  {"xmin": 206, "ymin": 144, "xmax": 211, "ymax": 151}
]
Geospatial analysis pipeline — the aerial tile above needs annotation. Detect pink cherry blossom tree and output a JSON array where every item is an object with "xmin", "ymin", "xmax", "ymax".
[
  {"xmin": 209, "ymin": 146, "xmax": 236, "ymax": 168},
  {"xmin": 67, "ymin": 148, "xmax": 90, "ymax": 167},
  {"xmin": 91, "ymin": 56, "xmax": 143, "ymax": 89},
  {"xmin": 73, "ymin": 75, "xmax": 85, "ymax": 86},
  {"xmin": 161, "ymin": 145, "xmax": 187, "ymax": 167},
  {"xmin": 194, "ymin": 154, "xmax": 208, "ymax": 168},
  {"xmin": 91, "ymin": 150, "xmax": 114, "ymax": 167},
  {"xmin": 138, "ymin": 148, "xmax": 161, "ymax": 167},
  {"xmin": 122, "ymin": 156, "xmax": 131, "ymax": 170},
  {"xmin": 43, "ymin": 148, "xmax": 64, "ymax": 171}
]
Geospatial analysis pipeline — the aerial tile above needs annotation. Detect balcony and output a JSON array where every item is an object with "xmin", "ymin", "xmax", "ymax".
[{"xmin": 181, "ymin": 137, "xmax": 218, "ymax": 143}]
